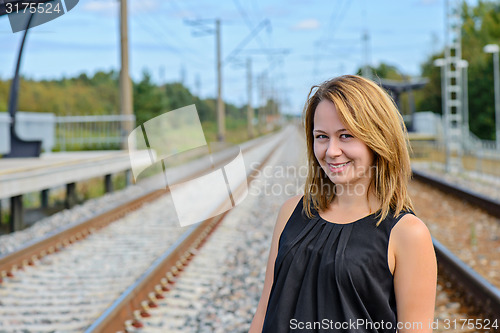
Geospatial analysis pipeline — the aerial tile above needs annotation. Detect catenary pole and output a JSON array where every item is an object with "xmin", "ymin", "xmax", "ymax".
[
  {"xmin": 120, "ymin": 0, "xmax": 134, "ymax": 149},
  {"xmin": 216, "ymin": 19, "xmax": 225, "ymax": 142},
  {"xmin": 247, "ymin": 57, "xmax": 254, "ymax": 139}
]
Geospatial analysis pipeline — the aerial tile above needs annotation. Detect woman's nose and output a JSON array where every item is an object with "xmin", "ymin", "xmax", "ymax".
[{"xmin": 326, "ymin": 139, "xmax": 342, "ymax": 158}]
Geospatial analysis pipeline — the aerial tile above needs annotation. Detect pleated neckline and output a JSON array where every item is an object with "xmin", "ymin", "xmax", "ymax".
[{"xmin": 318, "ymin": 210, "xmax": 378, "ymax": 225}]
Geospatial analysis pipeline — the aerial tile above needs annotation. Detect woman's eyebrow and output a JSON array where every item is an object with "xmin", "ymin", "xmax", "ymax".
[{"xmin": 312, "ymin": 128, "xmax": 347, "ymax": 133}]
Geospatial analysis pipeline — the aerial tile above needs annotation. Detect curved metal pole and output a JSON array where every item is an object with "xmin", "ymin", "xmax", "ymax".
[
  {"xmin": 4, "ymin": 12, "xmax": 41, "ymax": 158},
  {"xmin": 8, "ymin": 12, "xmax": 35, "ymax": 124}
]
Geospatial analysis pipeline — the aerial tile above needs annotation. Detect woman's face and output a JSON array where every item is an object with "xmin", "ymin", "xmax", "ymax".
[{"xmin": 313, "ymin": 99, "xmax": 374, "ymax": 190}]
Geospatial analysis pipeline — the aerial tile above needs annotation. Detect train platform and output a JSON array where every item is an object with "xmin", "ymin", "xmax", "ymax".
[
  {"xmin": 0, "ymin": 150, "xmax": 132, "ymax": 232},
  {"xmin": 0, "ymin": 150, "xmax": 131, "ymax": 198},
  {"xmin": 0, "ymin": 127, "xmax": 498, "ymax": 331}
]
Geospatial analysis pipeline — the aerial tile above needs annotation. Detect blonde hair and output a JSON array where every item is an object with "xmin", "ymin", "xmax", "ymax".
[{"xmin": 303, "ymin": 75, "xmax": 414, "ymax": 225}]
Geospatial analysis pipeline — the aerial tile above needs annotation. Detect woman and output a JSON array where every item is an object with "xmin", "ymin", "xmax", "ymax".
[{"xmin": 250, "ymin": 75, "xmax": 437, "ymax": 333}]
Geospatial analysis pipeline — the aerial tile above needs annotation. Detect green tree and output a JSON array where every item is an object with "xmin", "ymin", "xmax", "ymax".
[
  {"xmin": 358, "ymin": 64, "xmax": 403, "ymax": 81},
  {"xmin": 417, "ymin": 0, "xmax": 500, "ymax": 140},
  {"xmin": 133, "ymin": 70, "xmax": 165, "ymax": 126},
  {"xmin": 0, "ymin": 68, "xmax": 261, "ymax": 145}
]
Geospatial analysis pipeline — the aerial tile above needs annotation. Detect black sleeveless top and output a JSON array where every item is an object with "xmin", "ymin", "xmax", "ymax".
[{"xmin": 262, "ymin": 198, "xmax": 413, "ymax": 332}]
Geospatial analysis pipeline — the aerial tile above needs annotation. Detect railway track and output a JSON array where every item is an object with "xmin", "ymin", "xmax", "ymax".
[
  {"xmin": 84, "ymin": 130, "xmax": 282, "ymax": 333},
  {"xmin": 93, "ymin": 123, "xmax": 308, "ymax": 333},
  {"xmin": 1, "ymin": 128, "xmax": 498, "ymax": 332},
  {"xmin": 412, "ymin": 169, "xmax": 500, "ymax": 331},
  {"xmin": 96, "ymin": 137, "xmax": 500, "ymax": 333},
  {"xmin": 0, "ymin": 127, "xmax": 291, "ymax": 332},
  {"xmin": 95, "ymin": 137, "xmax": 500, "ymax": 333}
]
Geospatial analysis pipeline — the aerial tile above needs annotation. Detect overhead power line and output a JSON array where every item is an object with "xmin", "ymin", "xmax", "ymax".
[{"xmin": 223, "ymin": 19, "xmax": 271, "ymax": 65}]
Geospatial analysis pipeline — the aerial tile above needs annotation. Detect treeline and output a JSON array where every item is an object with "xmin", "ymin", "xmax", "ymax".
[
  {"xmin": 0, "ymin": 71, "xmax": 119, "ymax": 115},
  {"xmin": 131, "ymin": 71, "xmax": 253, "ymax": 127},
  {"xmin": 0, "ymin": 70, "xmax": 277, "ymax": 141}
]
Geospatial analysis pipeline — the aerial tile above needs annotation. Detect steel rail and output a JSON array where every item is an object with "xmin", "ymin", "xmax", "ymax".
[
  {"xmin": 412, "ymin": 168, "xmax": 500, "ymax": 329},
  {"xmin": 0, "ymin": 189, "xmax": 163, "ymax": 279},
  {"xmin": 89, "ymin": 155, "xmax": 500, "ymax": 332},
  {"xmin": 84, "ymin": 131, "xmax": 280, "ymax": 333},
  {"xmin": 434, "ymin": 239, "xmax": 500, "ymax": 324},
  {"xmin": 412, "ymin": 169, "xmax": 500, "ymax": 218},
  {"xmin": 0, "ymin": 131, "xmax": 277, "ymax": 281}
]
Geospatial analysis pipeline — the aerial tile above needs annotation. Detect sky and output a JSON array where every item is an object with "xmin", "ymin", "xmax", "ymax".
[{"xmin": 0, "ymin": 0, "xmax": 476, "ymax": 115}]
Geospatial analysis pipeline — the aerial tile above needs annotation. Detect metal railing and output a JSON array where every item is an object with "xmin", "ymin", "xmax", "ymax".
[
  {"xmin": 410, "ymin": 126, "xmax": 500, "ymax": 178},
  {"xmin": 55, "ymin": 115, "xmax": 135, "ymax": 151},
  {"xmin": 463, "ymin": 130, "xmax": 497, "ymax": 156}
]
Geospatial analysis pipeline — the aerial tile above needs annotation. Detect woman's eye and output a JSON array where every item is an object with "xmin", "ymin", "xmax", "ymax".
[
  {"xmin": 340, "ymin": 134, "xmax": 353, "ymax": 139},
  {"xmin": 315, "ymin": 134, "xmax": 327, "ymax": 139}
]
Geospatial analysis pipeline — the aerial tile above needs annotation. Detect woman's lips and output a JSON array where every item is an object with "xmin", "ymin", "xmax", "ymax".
[{"xmin": 327, "ymin": 161, "xmax": 351, "ymax": 173}]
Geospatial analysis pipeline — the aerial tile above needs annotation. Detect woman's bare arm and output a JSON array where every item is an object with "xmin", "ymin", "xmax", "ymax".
[
  {"xmin": 249, "ymin": 195, "xmax": 302, "ymax": 333},
  {"xmin": 392, "ymin": 214, "xmax": 437, "ymax": 333}
]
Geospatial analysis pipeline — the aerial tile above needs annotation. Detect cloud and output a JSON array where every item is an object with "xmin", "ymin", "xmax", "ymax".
[
  {"xmin": 82, "ymin": 0, "xmax": 117, "ymax": 13},
  {"xmin": 130, "ymin": 0, "xmax": 160, "ymax": 13},
  {"xmin": 82, "ymin": 0, "xmax": 160, "ymax": 15},
  {"xmin": 291, "ymin": 19, "xmax": 320, "ymax": 31}
]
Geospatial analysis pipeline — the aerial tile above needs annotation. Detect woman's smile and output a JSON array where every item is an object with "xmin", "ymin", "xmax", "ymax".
[
  {"xmin": 313, "ymin": 99, "xmax": 374, "ymax": 188},
  {"xmin": 327, "ymin": 161, "xmax": 351, "ymax": 173}
]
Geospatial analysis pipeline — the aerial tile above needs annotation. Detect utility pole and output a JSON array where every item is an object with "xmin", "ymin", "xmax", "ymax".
[
  {"xmin": 184, "ymin": 18, "xmax": 225, "ymax": 141},
  {"xmin": 362, "ymin": 30, "xmax": 371, "ymax": 79},
  {"xmin": 180, "ymin": 64, "xmax": 186, "ymax": 85},
  {"xmin": 120, "ymin": 0, "xmax": 134, "ymax": 149},
  {"xmin": 216, "ymin": 19, "xmax": 225, "ymax": 142},
  {"xmin": 247, "ymin": 57, "xmax": 254, "ymax": 139},
  {"xmin": 361, "ymin": 1, "xmax": 371, "ymax": 79},
  {"xmin": 258, "ymin": 73, "xmax": 264, "ymax": 133},
  {"xmin": 159, "ymin": 66, "xmax": 168, "ymax": 111},
  {"xmin": 259, "ymin": 72, "xmax": 269, "ymax": 132},
  {"xmin": 195, "ymin": 73, "xmax": 201, "ymax": 97},
  {"xmin": 186, "ymin": 18, "xmax": 279, "ymax": 141}
]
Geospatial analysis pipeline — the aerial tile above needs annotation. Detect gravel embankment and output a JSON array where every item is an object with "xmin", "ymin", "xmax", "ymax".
[
  {"xmin": 0, "ymin": 130, "xmax": 489, "ymax": 332},
  {"xmin": 131, "ymin": 130, "xmax": 483, "ymax": 332},
  {"xmin": 0, "ymin": 130, "xmax": 285, "ymax": 332}
]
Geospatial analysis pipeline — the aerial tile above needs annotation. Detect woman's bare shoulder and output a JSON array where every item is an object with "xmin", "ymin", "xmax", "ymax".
[
  {"xmin": 391, "ymin": 214, "xmax": 433, "ymax": 250},
  {"xmin": 280, "ymin": 194, "xmax": 303, "ymax": 214},
  {"xmin": 274, "ymin": 194, "xmax": 303, "ymax": 232}
]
